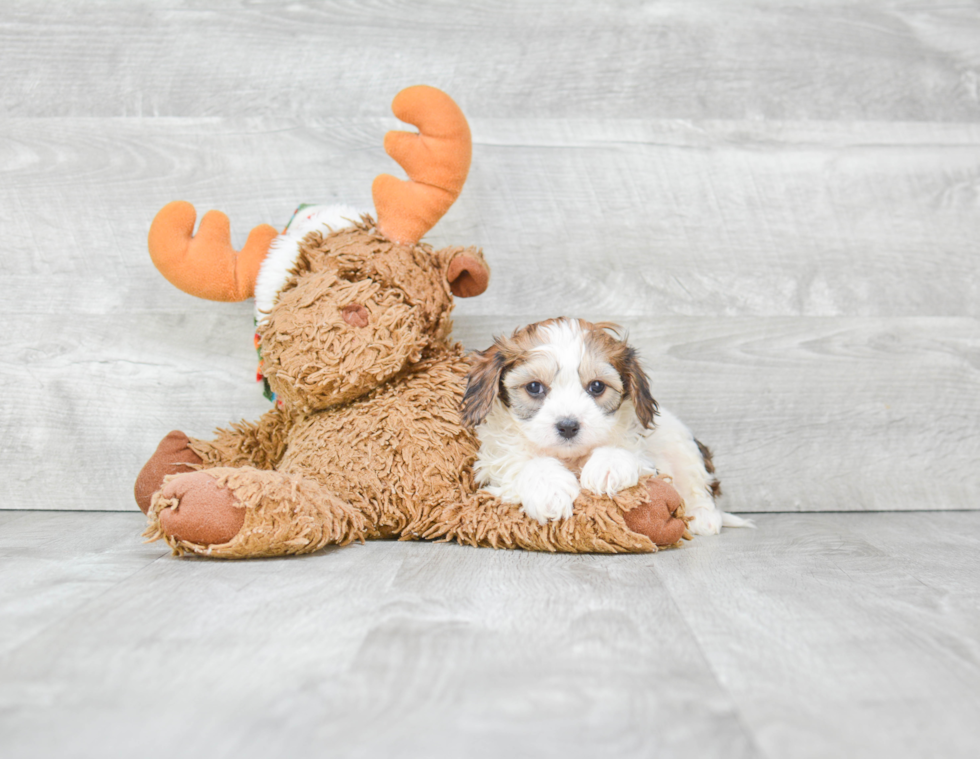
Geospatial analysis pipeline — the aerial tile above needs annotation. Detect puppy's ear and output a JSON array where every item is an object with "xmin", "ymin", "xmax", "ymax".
[
  {"xmin": 461, "ymin": 344, "xmax": 507, "ymax": 427},
  {"xmin": 619, "ymin": 346, "xmax": 658, "ymax": 429}
]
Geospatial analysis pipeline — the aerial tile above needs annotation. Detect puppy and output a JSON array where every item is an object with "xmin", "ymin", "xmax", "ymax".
[{"xmin": 461, "ymin": 318, "xmax": 751, "ymax": 535}]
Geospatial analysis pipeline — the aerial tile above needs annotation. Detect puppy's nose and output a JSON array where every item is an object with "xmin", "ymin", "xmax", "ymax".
[{"xmin": 556, "ymin": 418, "xmax": 580, "ymax": 440}]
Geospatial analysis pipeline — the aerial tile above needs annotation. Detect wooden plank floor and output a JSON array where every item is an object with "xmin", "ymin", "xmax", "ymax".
[{"xmin": 1, "ymin": 510, "xmax": 978, "ymax": 759}]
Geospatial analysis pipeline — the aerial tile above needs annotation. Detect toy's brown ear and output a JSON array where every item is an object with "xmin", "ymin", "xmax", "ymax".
[
  {"xmin": 446, "ymin": 246, "xmax": 489, "ymax": 298},
  {"xmin": 461, "ymin": 344, "xmax": 507, "ymax": 426}
]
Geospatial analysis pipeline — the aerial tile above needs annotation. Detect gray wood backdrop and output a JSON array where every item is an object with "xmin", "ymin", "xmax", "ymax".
[{"xmin": 1, "ymin": 0, "xmax": 977, "ymax": 513}]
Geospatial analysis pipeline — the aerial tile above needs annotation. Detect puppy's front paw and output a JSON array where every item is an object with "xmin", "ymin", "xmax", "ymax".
[
  {"xmin": 516, "ymin": 458, "xmax": 581, "ymax": 524},
  {"xmin": 580, "ymin": 447, "xmax": 643, "ymax": 496}
]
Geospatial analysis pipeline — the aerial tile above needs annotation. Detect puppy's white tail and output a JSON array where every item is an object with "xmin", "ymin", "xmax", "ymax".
[{"xmin": 721, "ymin": 512, "xmax": 756, "ymax": 529}]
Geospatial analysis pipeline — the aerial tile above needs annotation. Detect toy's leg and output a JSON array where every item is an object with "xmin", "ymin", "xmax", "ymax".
[
  {"xmin": 188, "ymin": 407, "xmax": 292, "ymax": 470},
  {"xmin": 134, "ymin": 408, "xmax": 292, "ymax": 514},
  {"xmin": 419, "ymin": 475, "xmax": 688, "ymax": 554},
  {"xmin": 144, "ymin": 467, "xmax": 370, "ymax": 558},
  {"xmin": 134, "ymin": 431, "xmax": 203, "ymax": 514}
]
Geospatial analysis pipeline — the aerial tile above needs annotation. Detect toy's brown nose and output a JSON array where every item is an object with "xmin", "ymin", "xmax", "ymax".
[{"xmin": 341, "ymin": 303, "xmax": 369, "ymax": 328}]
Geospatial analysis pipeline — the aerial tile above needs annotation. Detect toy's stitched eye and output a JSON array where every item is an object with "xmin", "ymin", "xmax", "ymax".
[
  {"xmin": 526, "ymin": 381, "xmax": 546, "ymax": 397},
  {"xmin": 587, "ymin": 380, "xmax": 606, "ymax": 396}
]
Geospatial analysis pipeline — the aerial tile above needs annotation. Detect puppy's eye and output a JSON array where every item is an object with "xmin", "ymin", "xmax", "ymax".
[
  {"xmin": 587, "ymin": 380, "xmax": 606, "ymax": 396},
  {"xmin": 525, "ymin": 381, "xmax": 546, "ymax": 397}
]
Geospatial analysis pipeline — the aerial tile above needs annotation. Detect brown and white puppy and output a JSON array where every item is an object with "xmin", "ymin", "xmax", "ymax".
[{"xmin": 462, "ymin": 318, "xmax": 751, "ymax": 535}]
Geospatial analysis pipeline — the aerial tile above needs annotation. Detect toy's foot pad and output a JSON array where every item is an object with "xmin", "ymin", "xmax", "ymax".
[
  {"xmin": 623, "ymin": 478, "xmax": 688, "ymax": 547},
  {"xmin": 135, "ymin": 431, "xmax": 204, "ymax": 514},
  {"xmin": 157, "ymin": 471, "xmax": 245, "ymax": 546}
]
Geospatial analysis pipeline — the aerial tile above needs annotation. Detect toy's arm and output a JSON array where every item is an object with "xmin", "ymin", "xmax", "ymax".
[
  {"xmin": 417, "ymin": 476, "xmax": 689, "ymax": 553},
  {"xmin": 189, "ymin": 406, "xmax": 293, "ymax": 471}
]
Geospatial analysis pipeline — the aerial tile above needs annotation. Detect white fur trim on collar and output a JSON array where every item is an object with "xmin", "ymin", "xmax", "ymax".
[{"xmin": 253, "ymin": 204, "xmax": 366, "ymax": 324}]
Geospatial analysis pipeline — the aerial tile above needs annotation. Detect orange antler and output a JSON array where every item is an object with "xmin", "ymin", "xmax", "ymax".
[
  {"xmin": 147, "ymin": 201, "xmax": 279, "ymax": 302},
  {"xmin": 372, "ymin": 85, "xmax": 472, "ymax": 245}
]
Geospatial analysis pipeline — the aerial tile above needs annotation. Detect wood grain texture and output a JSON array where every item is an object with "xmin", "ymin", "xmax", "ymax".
[
  {"xmin": 2, "ymin": 1, "xmax": 979, "ymax": 121},
  {"xmin": 3, "ymin": 118, "xmax": 978, "ymax": 317},
  {"xmin": 654, "ymin": 512, "xmax": 980, "ymax": 759},
  {"xmin": 2, "ymin": 510, "xmax": 979, "ymax": 758},
  {"xmin": 1, "ymin": 1, "xmax": 978, "ymax": 513},
  {"xmin": 3, "ymin": 312, "xmax": 976, "ymax": 512},
  {"xmin": 0, "ymin": 516, "xmax": 754, "ymax": 758},
  {"xmin": 0, "ymin": 512, "xmax": 162, "ymax": 659},
  {"xmin": 1, "ymin": 311, "xmax": 271, "ymax": 511}
]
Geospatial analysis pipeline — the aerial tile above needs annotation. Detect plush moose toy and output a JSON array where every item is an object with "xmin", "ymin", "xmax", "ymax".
[{"xmin": 134, "ymin": 85, "xmax": 689, "ymax": 558}]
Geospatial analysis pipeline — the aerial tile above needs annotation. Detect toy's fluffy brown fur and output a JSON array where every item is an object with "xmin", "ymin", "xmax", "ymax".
[{"xmin": 139, "ymin": 219, "xmax": 689, "ymax": 558}]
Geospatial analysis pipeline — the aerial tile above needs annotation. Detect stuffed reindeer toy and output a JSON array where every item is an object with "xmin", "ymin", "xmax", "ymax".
[{"xmin": 134, "ymin": 85, "xmax": 689, "ymax": 558}]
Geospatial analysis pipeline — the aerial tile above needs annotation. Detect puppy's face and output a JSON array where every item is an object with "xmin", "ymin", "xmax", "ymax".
[{"xmin": 462, "ymin": 318, "xmax": 658, "ymax": 460}]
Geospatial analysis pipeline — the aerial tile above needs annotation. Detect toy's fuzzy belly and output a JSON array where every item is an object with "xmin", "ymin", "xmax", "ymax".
[{"xmin": 277, "ymin": 350, "xmax": 479, "ymax": 508}]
